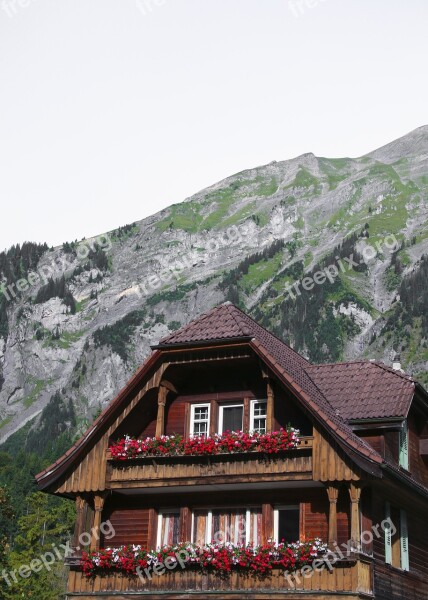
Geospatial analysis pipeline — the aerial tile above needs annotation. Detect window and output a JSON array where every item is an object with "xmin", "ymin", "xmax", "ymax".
[
  {"xmin": 250, "ymin": 400, "xmax": 267, "ymax": 433},
  {"xmin": 274, "ymin": 506, "xmax": 300, "ymax": 544},
  {"xmin": 218, "ymin": 403, "xmax": 243, "ymax": 433},
  {"xmin": 192, "ymin": 507, "xmax": 262, "ymax": 546},
  {"xmin": 399, "ymin": 421, "xmax": 409, "ymax": 470},
  {"xmin": 190, "ymin": 404, "xmax": 210, "ymax": 437},
  {"xmin": 384, "ymin": 502, "xmax": 409, "ymax": 571},
  {"xmin": 157, "ymin": 510, "xmax": 180, "ymax": 547}
]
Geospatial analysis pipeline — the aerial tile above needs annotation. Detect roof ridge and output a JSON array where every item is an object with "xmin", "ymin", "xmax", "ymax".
[
  {"xmin": 308, "ymin": 359, "xmax": 414, "ymax": 381},
  {"xmin": 224, "ymin": 303, "xmax": 252, "ymax": 337},
  {"xmin": 228, "ymin": 304, "xmax": 310, "ymax": 365},
  {"xmin": 371, "ymin": 360, "xmax": 414, "ymax": 382}
]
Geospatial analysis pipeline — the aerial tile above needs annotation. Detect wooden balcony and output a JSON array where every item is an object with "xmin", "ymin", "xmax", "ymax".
[
  {"xmin": 67, "ymin": 555, "xmax": 373, "ymax": 599},
  {"xmin": 105, "ymin": 437, "xmax": 313, "ymax": 489}
]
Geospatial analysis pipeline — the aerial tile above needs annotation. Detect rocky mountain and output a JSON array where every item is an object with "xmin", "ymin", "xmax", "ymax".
[{"xmin": 1, "ymin": 125, "xmax": 427, "ymax": 450}]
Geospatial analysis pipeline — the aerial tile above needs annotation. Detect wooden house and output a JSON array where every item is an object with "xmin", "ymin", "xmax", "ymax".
[{"xmin": 36, "ymin": 302, "xmax": 428, "ymax": 599}]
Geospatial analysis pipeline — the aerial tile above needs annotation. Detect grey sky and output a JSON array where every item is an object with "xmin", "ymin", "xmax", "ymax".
[{"xmin": 0, "ymin": 0, "xmax": 427, "ymax": 251}]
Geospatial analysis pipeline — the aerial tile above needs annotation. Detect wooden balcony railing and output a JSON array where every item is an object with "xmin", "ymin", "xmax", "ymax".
[
  {"xmin": 105, "ymin": 437, "xmax": 313, "ymax": 488},
  {"xmin": 67, "ymin": 555, "xmax": 373, "ymax": 598}
]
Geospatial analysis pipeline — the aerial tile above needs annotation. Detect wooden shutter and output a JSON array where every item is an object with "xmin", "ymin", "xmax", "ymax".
[
  {"xmin": 384, "ymin": 502, "xmax": 392, "ymax": 565},
  {"xmin": 400, "ymin": 509, "xmax": 409, "ymax": 571},
  {"xmin": 399, "ymin": 421, "xmax": 409, "ymax": 469}
]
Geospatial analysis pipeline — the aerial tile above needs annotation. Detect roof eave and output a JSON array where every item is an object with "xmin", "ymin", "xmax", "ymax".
[{"xmin": 151, "ymin": 336, "xmax": 253, "ymax": 351}]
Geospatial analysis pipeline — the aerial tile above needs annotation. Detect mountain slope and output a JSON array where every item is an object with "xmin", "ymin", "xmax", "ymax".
[{"xmin": 0, "ymin": 125, "xmax": 427, "ymax": 447}]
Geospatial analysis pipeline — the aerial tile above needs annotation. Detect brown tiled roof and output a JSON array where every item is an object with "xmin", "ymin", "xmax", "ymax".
[
  {"xmin": 157, "ymin": 303, "xmax": 254, "ymax": 345},
  {"xmin": 306, "ymin": 361, "xmax": 415, "ymax": 421}
]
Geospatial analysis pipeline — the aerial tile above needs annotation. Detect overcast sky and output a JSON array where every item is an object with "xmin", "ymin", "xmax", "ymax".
[{"xmin": 0, "ymin": 0, "xmax": 427, "ymax": 251}]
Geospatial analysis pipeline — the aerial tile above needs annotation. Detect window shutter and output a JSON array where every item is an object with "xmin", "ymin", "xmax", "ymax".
[
  {"xmin": 400, "ymin": 509, "xmax": 409, "ymax": 571},
  {"xmin": 384, "ymin": 502, "xmax": 392, "ymax": 565},
  {"xmin": 399, "ymin": 421, "xmax": 409, "ymax": 469}
]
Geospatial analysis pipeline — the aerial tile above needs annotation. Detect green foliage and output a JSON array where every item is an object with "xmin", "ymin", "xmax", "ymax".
[
  {"xmin": 93, "ymin": 308, "xmax": 147, "ymax": 362},
  {"xmin": 168, "ymin": 320, "xmax": 181, "ymax": 331},
  {"xmin": 286, "ymin": 168, "xmax": 321, "ymax": 193},
  {"xmin": 0, "ymin": 242, "xmax": 49, "ymax": 340},
  {"xmin": 146, "ymin": 282, "xmax": 198, "ymax": 306},
  {"xmin": 110, "ymin": 222, "xmax": 138, "ymax": 242},
  {"xmin": 2, "ymin": 493, "xmax": 74, "ymax": 599}
]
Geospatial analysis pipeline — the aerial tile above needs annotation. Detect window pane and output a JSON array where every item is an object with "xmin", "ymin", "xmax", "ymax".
[
  {"xmin": 212, "ymin": 509, "xmax": 246, "ymax": 544},
  {"xmin": 278, "ymin": 508, "xmax": 300, "ymax": 543},
  {"xmin": 221, "ymin": 406, "xmax": 243, "ymax": 433},
  {"xmin": 248, "ymin": 509, "xmax": 262, "ymax": 545},
  {"xmin": 161, "ymin": 512, "xmax": 180, "ymax": 546},
  {"xmin": 251, "ymin": 401, "xmax": 267, "ymax": 433},
  {"xmin": 191, "ymin": 405, "xmax": 209, "ymax": 437}
]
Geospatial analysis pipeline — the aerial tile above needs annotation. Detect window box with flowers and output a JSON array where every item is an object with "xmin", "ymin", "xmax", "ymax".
[
  {"xmin": 107, "ymin": 428, "xmax": 303, "ymax": 462},
  {"xmin": 81, "ymin": 539, "xmax": 329, "ymax": 579}
]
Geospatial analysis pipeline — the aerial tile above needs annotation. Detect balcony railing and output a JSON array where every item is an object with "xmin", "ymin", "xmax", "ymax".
[
  {"xmin": 105, "ymin": 437, "xmax": 313, "ymax": 488},
  {"xmin": 67, "ymin": 555, "xmax": 373, "ymax": 598}
]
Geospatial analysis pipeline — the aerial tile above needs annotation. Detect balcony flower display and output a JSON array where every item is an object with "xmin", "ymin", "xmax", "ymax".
[
  {"xmin": 108, "ymin": 428, "xmax": 300, "ymax": 461},
  {"xmin": 81, "ymin": 538, "xmax": 328, "ymax": 578}
]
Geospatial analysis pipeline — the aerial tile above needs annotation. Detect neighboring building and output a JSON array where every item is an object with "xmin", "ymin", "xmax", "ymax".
[{"xmin": 36, "ymin": 303, "xmax": 428, "ymax": 599}]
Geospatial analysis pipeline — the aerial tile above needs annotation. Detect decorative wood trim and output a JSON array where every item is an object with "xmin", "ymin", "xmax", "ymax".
[
  {"xmin": 155, "ymin": 386, "xmax": 168, "ymax": 438},
  {"xmin": 348, "ymin": 483, "xmax": 362, "ymax": 547},
  {"xmin": 243, "ymin": 397, "xmax": 250, "ymax": 433},
  {"xmin": 326, "ymin": 485, "xmax": 339, "ymax": 545},
  {"xmin": 266, "ymin": 380, "xmax": 274, "ymax": 433},
  {"xmin": 90, "ymin": 494, "xmax": 107, "ymax": 551}
]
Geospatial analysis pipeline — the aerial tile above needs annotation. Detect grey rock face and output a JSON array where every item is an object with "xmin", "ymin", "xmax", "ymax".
[{"xmin": 0, "ymin": 125, "xmax": 428, "ymax": 442}]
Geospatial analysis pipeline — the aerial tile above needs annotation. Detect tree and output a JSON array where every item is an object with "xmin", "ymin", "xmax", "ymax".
[{"xmin": 3, "ymin": 493, "xmax": 74, "ymax": 599}]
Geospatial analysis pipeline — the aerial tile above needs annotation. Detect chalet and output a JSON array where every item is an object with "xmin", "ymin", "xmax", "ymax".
[{"xmin": 36, "ymin": 302, "xmax": 428, "ymax": 599}]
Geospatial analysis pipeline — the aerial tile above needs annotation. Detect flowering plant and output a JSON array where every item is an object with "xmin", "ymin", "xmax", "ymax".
[
  {"xmin": 81, "ymin": 538, "xmax": 328, "ymax": 578},
  {"xmin": 108, "ymin": 428, "xmax": 300, "ymax": 461}
]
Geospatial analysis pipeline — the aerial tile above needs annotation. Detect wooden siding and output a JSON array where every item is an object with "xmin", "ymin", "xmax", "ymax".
[
  {"xmin": 67, "ymin": 558, "xmax": 373, "ymax": 597},
  {"xmin": 312, "ymin": 425, "xmax": 361, "ymax": 482},
  {"xmin": 371, "ymin": 486, "xmax": 428, "ymax": 600},
  {"xmin": 106, "ymin": 444, "xmax": 313, "ymax": 489},
  {"xmin": 408, "ymin": 411, "xmax": 428, "ymax": 487},
  {"xmin": 52, "ymin": 365, "xmax": 169, "ymax": 495},
  {"xmin": 101, "ymin": 506, "xmax": 150, "ymax": 548},
  {"xmin": 164, "ymin": 397, "xmax": 186, "ymax": 436}
]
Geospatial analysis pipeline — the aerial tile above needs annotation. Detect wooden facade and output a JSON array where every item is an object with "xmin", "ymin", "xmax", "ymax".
[{"xmin": 35, "ymin": 303, "xmax": 428, "ymax": 599}]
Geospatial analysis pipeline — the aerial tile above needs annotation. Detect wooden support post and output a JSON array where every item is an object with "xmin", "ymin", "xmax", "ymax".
[
  {"xmin": 326, "ymin": 485, "xmax": 339, "ymax": 545},
  {"xmin": 266, "ymin": 379, "xmax": 274, "ymax": 433},
  {"xmin": 155, "ymin": 386, "xmax": 167, "ymax": 438},
  {"xmin": 73, "ymin": 496, "xmax": 87, "ymax": 554},
  {"xmin": 349, "ymin": 483, "xmax": 362, "ymax": 550},
  {"xmin": 90, "ymin": 495, "xmax": 106, "ymax": 551},
  {"xmin": 262, "ymin": 503, "xmax": 274, "ymax": 544}
]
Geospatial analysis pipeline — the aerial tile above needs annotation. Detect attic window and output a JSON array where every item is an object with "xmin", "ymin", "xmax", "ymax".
[
  {"xmin": 190, "ymin": 404, "xmax": 210, "ymax": 437},
  {"xmin": 218, "ymin": 404, "xmax": 243, "ymax": 434},
  {"xmin": 399, "ymin": 421, "xmax": 409, "ymax": 470}
]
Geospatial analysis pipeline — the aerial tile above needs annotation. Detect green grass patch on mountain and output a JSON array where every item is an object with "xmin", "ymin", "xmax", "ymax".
[
  {"xmin": 240, "ymin": 252, "xmax": 284, "ymax": 294},
  {"xmin": 285, "ymin": 167, "xmax": 321, "ymax": 194}
]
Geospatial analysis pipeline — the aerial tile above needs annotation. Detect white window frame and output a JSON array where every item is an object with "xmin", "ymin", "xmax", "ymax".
[
  {"xmin": 191, "ymin": 507, "xmax": 260, "ymax": 545},
  {"xmin": 400, "ymin": 509, "xmax": 409, "ymax": 571},
  {"xmin": 273, "ymin": 505, "xmax": 300, "ymax": 543},
  {"xmin": 190, "ymin": 403, "xmax": 210, "ymax": 437},
  {"xmin": 250, "ymin": 399, "xmax": 267, "ymax": 433},
  {"xmin": 157, "ymin": 509, "xmax": 180, "ymax": 548},
  {"xmin": 399, "ymin": 421, "xmax": 409, "ymax": 470},
  {"xmin": 384, "ymin": 502, "xmax": 392, "ymax": 565},
  {"xmin": 218, "ymin": 403, "xmax": 244, "ymax": 434}
]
